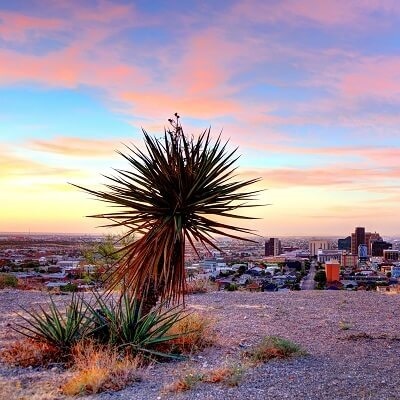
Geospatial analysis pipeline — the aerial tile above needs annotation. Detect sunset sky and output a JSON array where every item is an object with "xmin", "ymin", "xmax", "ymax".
[{"xmin": 1, "ymin": 0, "xmax": 400, "ymax": 236}]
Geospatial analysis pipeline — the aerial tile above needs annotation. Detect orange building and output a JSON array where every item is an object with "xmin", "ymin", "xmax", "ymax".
[{"xmin": 325, "ymin": 261, "xmax": 340, "ymax": 283}]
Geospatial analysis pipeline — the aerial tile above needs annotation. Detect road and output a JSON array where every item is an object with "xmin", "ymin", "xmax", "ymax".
[{"xmin": 301, "ymin": 262, "xmax": 316, "ymax": 290}]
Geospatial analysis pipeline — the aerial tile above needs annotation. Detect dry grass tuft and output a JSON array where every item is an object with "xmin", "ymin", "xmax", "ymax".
[
  {"xmin": 244, "ymin": 336, "xmax": 305, "ymax": 364},
  {"xmin": 165, "ymin": 372, "xmax": 204, "ymax": 393},
  {"xmin": 338, "ymin": 320, "xmax": 352, "ymax": 330},
  {"xmin": 61, "ymin": 341, "xmax": 141, "ymax": 396},
  {"xmin": 185, "ymin": 279, "xmax": 213, "ymax": 294},
  {"xmin": 166, "ymin": 363, "xmax": 245, "ymax": 393},
  {"xmin": 204, "ymin": 364, "xmax": 245, "ymax": 387},
  {"xmin": 165, "ymin": 313, "xmax": 214, "ymax": 354},
  {"xmin": 0, "ymin": 338, "xmax": 61, "ymax": 367}
]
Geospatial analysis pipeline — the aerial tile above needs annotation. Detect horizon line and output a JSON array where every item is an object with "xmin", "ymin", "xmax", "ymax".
[{"xmin": 1, "ymin": 231, "xmax": 399, "ymax": 238}]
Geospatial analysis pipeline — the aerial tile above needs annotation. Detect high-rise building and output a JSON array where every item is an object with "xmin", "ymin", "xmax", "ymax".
[
  {"xmin": 265, "ymin": 238, "xmax": 282, "ymax": 257},
  {"xmin": 309, "ymin": 240, "xmax": 330, "ymax": 257},
  {"xmin": 365, "ymin": 232, "xmax": 381, "ymax": 254},
  {"xmin": 358, "ymin": 244, "xmax": 368, "ymax": 259},
  {"xmin": 338, "ymin": 236, "xmax": 351, "ymax": 251},
  {"xmin": 351, "ymin": 227, "xmax": 365, "ymax": 255},
  {"xmin": 371, "ymin": 240, "xmax": 392, "ymax": 257},
  {"xmin": 350, "ymin": 227, "xmax": 381, "ymax": 255}
]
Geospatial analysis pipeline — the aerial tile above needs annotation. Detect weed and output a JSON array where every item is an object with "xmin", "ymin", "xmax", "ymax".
[
  {"xmin": 204, "ymin": 364, "xmax": 245, "ymax": 387},
  {"xmin": 185, "ymin": 279, "xmax": 210, "ymax": 294},
  {"xmin": 166, "ymin": 372, "xmax": 203, "ymax": 392},
  {"xmin": 163, "ymin": 313, "xmax": 213, "ymax": 354},
  {"xmin": 0, "ymin": 274, "xmax": 18, "ymax": 289},
  {"xmin": 0, "ymin": 338, "xmax": 60, "ymax": 367},
  {"xmin": 244, "ymin": 336, "xmax": 305, "ymax": 363},
  {"xmin": 338, "ymin": 320, "xmax": 352, "ymax": 330},
  {"xmin": 62, "ymin": 341, "xmax": 141, "ymax": 396}
]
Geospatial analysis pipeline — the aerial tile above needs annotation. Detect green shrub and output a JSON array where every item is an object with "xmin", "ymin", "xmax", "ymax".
[
  {"xmin": 0, "ymin": 274, "xmax": 18, "ymax": 289},
  {"xmin": 60, "ymin": 283, "xmax": 78, "ymax": 292},
  {"xmin": 244, "ymin": 336, "xmax": 305, "ymax": 363},
  {"xmin": 314, "ymin": 270, "xmax": 327, "ymax": 284},
  {"xmin": 226, "ymin": 283, "xmax": 238, "ymax": 291}
]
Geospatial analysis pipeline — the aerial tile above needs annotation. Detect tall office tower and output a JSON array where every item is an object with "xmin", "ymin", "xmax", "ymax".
[
  {"xmin": 338, "ymin": 236, "xmax": 351, "ymax": 252},
  {"xmin": 309, "ymin": 240, "xmax": 330, "ymax": 257},
  {"xmin": 265, "ymin": 238, "xmax": 282, "ymax": 256},
  {"xmin": 351, "ymin": 227, "xmax": 365, "ymax": 255},
  {"xmin": 371, "ymin": 240, "xmax": 392, "ymax": 257},
  {"xmin": 365, "ymin": 232, "xmax": 381, "ymax": 254}
]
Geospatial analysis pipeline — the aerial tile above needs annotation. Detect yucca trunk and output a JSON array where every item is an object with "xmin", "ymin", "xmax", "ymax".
[{"xmin": 120, "ymin": 229, "xmax": 186, "ymax": 312}]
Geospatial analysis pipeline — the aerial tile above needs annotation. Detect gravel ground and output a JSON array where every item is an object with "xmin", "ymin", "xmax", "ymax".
[{"xmin": 1, "ymin": 289, "xmax": 400, "ymax": 400}]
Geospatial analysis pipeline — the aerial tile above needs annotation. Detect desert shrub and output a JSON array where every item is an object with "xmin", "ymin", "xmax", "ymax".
[
  {"xmin": 62, "ymin": 341, "xmax": 141, "ymax": 396},
  {"xmin": 185, "ymin": 279, "xmax": 210, "ymax": 294},
  {"xmin": 0, "ymin": 273, "xmax": 18, "ymax": 289},
  {"xmin": 0, "ymin": 338, "xmax": 60, "ymax": 367},
  {"xmin": 244, "ymin": 336, "xmax": 305, "ymax": 363},
  {"xmin": 163, "ymin": 313, "xmax": 213, "ymax": 354},
  {"xmin": 14, "ymin": 294, "xmax": 92, "ymax": 352}
]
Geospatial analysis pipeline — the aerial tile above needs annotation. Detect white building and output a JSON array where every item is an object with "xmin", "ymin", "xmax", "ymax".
[
  {"xmin": 309, "ymin": 240, "xmax": 330, "ymax": 257},
  {"xmin": 317, "ymin": 249, "xmax": 342, "ymax": 263},
  {"xmin": 57, "ymin": 260, "xmax": 80, "ymax": 269}
]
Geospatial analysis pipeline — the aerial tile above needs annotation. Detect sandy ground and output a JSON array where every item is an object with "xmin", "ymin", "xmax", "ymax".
[{"xmin": 1, "ymin": 289, "xmax": 400, "ymax": 400}]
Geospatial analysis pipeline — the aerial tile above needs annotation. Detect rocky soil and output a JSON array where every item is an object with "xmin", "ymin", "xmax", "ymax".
[{"xmin": 1, "ymin": 289, "xmax": 400, "ymax": 400}]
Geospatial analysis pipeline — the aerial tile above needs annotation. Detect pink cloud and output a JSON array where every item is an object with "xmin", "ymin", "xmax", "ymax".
[
  {"xmin": 240, "ymin": 164, "xmax": 400, "ymax": 188},
  {"xmin": 230, "ymin": 0, "xmax": 400, "ymax": 27},
  {"xmin": 121, "ymin": 91, "xmax": 241, "ymax": 119},
  {"xmin": 340, "ymin": 56, "xmax": 400, "ymax": 100},
  {"xmin": 28, "ymin": 136, "xmax": 137, "ymax": 157},
  {"xmin": 0, "ymin": 41, "xmax": 146, "ymax": 90},
  {"xmin": 0, "ymin": 10, "xmax": 64, "ymax": 42}
]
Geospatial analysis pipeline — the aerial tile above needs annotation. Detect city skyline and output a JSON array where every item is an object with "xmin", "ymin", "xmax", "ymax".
[{"xmin": 1, "ymin": 1, "xmax": 400, "ymax": 235}]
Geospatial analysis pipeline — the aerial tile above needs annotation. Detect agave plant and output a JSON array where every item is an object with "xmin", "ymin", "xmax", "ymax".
[
  {"xmin": 14, "ymin": 294, "xmax": 91, "ymax": 351},
  {"xmin": 86, "ymin": 291, "xmax": 189, "ymax": 358},
  {"xmin": 74, "ymin": 114, "xmax": 261, "ymax": 308}
]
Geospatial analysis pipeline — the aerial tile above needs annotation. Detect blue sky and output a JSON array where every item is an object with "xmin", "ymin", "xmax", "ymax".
[{"xmin": 1, "ymin": 0, "xmax": 400, "ymax": 235}]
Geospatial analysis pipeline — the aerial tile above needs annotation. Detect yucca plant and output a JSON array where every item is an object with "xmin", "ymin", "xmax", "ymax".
[
  {"xmin": 73, "ymin": 114, "xmax": 261, "ymax": 309},
  {"xmin": 14, "ymin": 294, "xmax": 91, "ymax": 351},
  {"xmin": 87, "ymin": 291, "xmax": 188, "ymax": 359}
]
